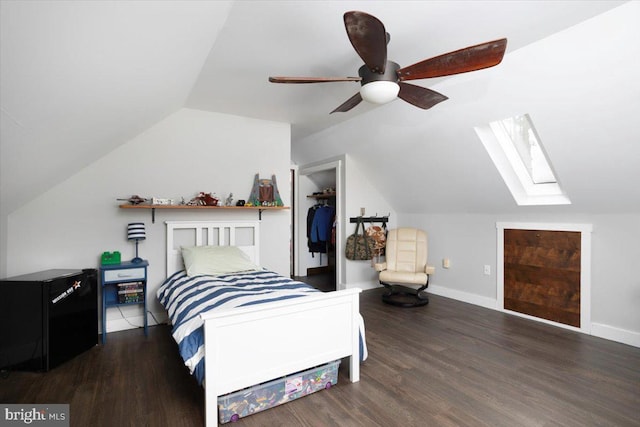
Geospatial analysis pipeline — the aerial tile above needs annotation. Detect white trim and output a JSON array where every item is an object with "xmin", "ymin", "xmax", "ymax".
[
  {"xmin": 591, "ymin": 323, "xmax": 640, "ymax": 348},
  {"xmin": 475, "ymin": 124, "xmax": 571, "ymax": 206},
  {"xmin": 290, "ymin": 165, "xmax": 299, "ymax": 278},
  {"xmin": 103, "ymin": 311, "xmax": 166, "ymax": 334},
  {"xmin": 299, "ymin": 158, "xmax": 344, "ymax": 289},
  {"xmin": 497, "ymin": 222, "xmax": 593, "ymax": 233},
  {"xmin": 496, "ymin": 222, "xmax": 592, "ymax": 334},
  {"xmin": 427, "ymin": 284, "xmax": 498, "ymax": 310},
  {"xmin": 426, "ymin": 285, "xmax": 638, "ymax": 348},
  {"xmin": 348, "ymin": 279, "xmax": 381, "ymax": 292}
]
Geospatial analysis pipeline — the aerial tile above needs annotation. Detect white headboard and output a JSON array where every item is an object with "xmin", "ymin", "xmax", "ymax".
[{"xmin": 165, "ymin": 221, "xmax": 260, "ymax": 276}]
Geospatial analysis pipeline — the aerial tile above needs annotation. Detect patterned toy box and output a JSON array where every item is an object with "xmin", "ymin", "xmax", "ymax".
[{"xmin": 218, "ymin": 360, "xmax": 340, "ymax": 423}]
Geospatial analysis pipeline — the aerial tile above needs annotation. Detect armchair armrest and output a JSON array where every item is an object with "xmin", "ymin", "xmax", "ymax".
[
  {"xmin": 374, "ymin": 262, "xmax": 387, "ymax": 272},
  {"xmin": 425, "ymin": 265, "xmax": 435, "ymax": 275}
]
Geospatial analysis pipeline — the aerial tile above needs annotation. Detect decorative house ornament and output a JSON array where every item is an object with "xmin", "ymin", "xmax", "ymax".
[
  {"xmin": 127, "ymin": 222, "xmax": 146, "ymax": 263},
  {"xmin": 248, "ymin": 174, "xmax": 283, "ymax": 207}
]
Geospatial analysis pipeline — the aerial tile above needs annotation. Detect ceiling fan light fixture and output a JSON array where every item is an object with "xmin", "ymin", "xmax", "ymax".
[{"xmin": 360, "ymin": 81, "xmax": 399, "ymax": 104}]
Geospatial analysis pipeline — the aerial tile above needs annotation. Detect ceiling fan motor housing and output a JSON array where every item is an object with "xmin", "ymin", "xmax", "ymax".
[{"xmin": 358, "ymin": 61, "xmax": 400, "ymax": 85}]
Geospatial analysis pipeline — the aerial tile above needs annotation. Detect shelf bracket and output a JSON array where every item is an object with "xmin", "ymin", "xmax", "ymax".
[{"xmin": 151, "ymin": 208, "xmax": 156, "ymax": 224}]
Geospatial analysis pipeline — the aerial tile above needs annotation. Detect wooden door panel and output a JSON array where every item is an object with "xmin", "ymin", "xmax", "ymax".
[
  {"xmin": 504, "ymin": 229, "xmax": 581, "ymax": 327},
  {"xmin": 505, "ymin": 247, "xmax": 580, "ymax": 271}
]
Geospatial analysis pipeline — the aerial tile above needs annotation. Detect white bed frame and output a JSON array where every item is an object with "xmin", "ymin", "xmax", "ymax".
[{"xmin": 165, "ymin": 221, "xmax": 361, "ymax": 427}]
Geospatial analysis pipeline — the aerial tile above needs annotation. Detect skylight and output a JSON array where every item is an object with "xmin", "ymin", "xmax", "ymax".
[{"xmin": 475, "ymin": 114, "xmax": 570, "ymax": 206}]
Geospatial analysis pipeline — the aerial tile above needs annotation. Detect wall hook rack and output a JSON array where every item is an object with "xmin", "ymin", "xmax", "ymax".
[{"xmin": 349, "ymin": 215, "xmax": 390, "ymax": 225}]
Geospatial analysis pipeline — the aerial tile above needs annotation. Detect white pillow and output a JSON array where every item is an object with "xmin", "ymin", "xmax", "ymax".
[{"xmin": 181, "ymin": 245, "xmax": 260, "ymax": 277}]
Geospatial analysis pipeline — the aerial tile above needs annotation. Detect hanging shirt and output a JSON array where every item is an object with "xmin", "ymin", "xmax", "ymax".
[{"xmin": 311, "ymin": 205, "xmax": 335, "ymax": 243}]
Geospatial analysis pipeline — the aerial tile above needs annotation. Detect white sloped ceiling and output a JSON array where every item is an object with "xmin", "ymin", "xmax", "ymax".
[
  {"xmin": 0, "ymin": 0, "xmax": 233, "ymax": 216},
  {"xmin": 291, "ymin": 1, "xmax": 640, "ymax": 214},
  {"xmin": 2, "ymin": 0, "xmax": 636, "ymax": 217}
]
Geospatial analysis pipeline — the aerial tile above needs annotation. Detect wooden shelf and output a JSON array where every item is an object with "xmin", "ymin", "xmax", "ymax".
[
  {"xmin": 119, "ymin": 204, "xmax": 288, "ymax": 211},
  {"xmin": 307, "ymin": 192, "xmax": 336, "ymax": 199},
  {"xmin": 119, "ymin": 204, "xmax": 289, "ymax": 222}
]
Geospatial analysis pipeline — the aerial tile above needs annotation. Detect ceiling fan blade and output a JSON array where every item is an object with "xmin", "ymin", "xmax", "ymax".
[
  {"xmin": 344, "ymin": 11, "xmax": 388, "ymax": 74},
  {"xmin": 330, "ymin": 92, "xmax": 363, "ymax": 114},
  {"xmin": 269, "ymin": 76, "xmax": 361, "ymax": 84},
  {"xmin": 398, "ymin": 82, "xmax": 448, "ymax": 110},
  {"xmin": 397, "ymin": 38, "xmax": 508, "ymax": 81}
]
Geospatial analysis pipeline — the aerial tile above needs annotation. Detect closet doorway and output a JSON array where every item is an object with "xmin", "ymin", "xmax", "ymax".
[{"xmin": 297, "ymin": 160, "xmax": 343, "ymax": 291}]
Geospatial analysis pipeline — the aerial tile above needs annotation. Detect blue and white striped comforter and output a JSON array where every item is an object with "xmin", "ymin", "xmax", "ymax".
[{"xmin": 157, "ymin": 269, "xmax": 367, "ymax": 384}]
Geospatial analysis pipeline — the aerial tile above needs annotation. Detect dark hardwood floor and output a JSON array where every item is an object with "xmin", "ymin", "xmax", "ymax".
[
  {"xmin": 294, "ymin": 272, "xmax": 336, "ymax": 292},
  {"xmin": 2, "ymin": 286, "xmax": 639, "ymax": 426}
]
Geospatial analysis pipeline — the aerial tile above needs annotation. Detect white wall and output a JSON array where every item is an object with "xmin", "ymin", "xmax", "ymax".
[
  {"xmin": 0, "ymin": 219, "xmax": 6, "ymax": 277},
  {"xmin": 400, "ymin": 212, "xmax": 640, "ymax": 347},
  {"xmin": 292, "ymin": 111, "xmax": 639, "ymax": 350},
  {"xmin": 343, "ymin": 155, "xmax": 396, "ymax": 290},
  {"xmin": 6, "ymin": 108, "xmax": 291, "ymax": 334}
]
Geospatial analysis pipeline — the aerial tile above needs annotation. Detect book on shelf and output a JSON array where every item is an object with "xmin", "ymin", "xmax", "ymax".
[
  {"xmin": 115, "ymin": 281, "xmax": 144, "ymax": 303},
  {"xmin": 117, "ymin": 282, "xmax": 143, "ymax": 291},
  {"xmin": 117, "ymin": 281, "xmax": 143, "ymax": 286},
  {"xmin": 118, "ymin": 293, "xmax": 144, "ymax": 304}
]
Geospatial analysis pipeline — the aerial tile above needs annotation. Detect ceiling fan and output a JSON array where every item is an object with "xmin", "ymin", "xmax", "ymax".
[{"xmin": 269, "ymin": 11, "xmax": 507, "ymax": 114}]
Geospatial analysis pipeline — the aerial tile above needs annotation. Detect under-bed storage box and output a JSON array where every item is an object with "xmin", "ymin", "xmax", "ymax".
[{"xmin": 218, "ymin": 360, "xmax": 340, "ymax": 423}]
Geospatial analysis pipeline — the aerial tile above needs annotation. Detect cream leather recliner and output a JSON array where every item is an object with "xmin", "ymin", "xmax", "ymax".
[{"xmin": 375, "ymin": 228, "xmax": 435, "ymax": 307}]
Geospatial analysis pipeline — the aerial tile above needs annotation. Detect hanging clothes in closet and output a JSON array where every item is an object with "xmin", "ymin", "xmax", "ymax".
[{"xmin": 307, "ymin": 204, "xmax": 335, "ymax": 255}]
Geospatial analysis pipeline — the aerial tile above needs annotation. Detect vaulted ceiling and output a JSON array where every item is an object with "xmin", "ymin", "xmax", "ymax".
[{"xmin": 1, "ymin": 1, "xmax": 638, "ymax": 217}]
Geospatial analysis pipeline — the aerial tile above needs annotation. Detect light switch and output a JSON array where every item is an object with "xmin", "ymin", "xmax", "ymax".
[{"xmin": 443, "ymin": 258, "xmax": 450, "ymax": 268}]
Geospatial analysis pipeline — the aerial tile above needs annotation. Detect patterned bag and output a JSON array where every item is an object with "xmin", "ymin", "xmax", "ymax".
[
  {"xmin": 345, "ymin": 217, "xmax": 376, "ymax": 260},
  {"xmin": 366, "ymin": 225, "xmax": 387, "ymax": 254}
]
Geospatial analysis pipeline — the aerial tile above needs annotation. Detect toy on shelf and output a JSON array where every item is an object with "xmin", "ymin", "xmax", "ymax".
[
  {"xmin": 247, "ymin": 174, "xmax": 283, "ymax": 207},
  {"xmin": 187, "ymin": 192, "xmax": 219, "ymax": 206},
  {"xmin": 117, "ymin": 195, "xmax": 148, "ymax": 205}
]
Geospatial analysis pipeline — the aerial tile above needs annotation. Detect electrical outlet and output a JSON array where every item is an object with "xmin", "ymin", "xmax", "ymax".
[
  {"xmin": 443, "ymin": 258, "xmax": 451, "ymax": 269},
  {"xmin": 483, "ymin": 265, "xmax": 491, "ymax": 275}
]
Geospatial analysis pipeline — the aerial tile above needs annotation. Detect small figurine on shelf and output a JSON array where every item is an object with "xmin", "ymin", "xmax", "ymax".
[
  {"xmin": 117, "ymin": 195, "xmax": 148, "ymax": 205},
  {"xmin": 187, "ymin": 192, "xmax": 219, "ymax": 206},
  {"xmin": 224, "ymin": 193, "xmax": 234, "ymax": 206}
]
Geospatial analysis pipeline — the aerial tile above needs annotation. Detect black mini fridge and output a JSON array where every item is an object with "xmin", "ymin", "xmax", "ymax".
[{"xmin": 0, "ymin": 268, "xmax": 98, "ymax": 371}]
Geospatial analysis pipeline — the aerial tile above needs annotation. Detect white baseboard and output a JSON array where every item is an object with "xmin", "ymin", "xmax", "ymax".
[
  {"xmin": 343, "ymin": 280, "xmax": 379, "ymax": 292},
  {"xmin": 591, "ymin": 323, "xmax": 640, "ymax": 348},
  {"xmin": 102, "ymin": 311, "xmax": 168, "ymax": 334},
  {"xmin": 427, "ymin": 285, "xmax": 639, "ymax": 349},
  {"xmin": 427, "ymin": 284, "xmax": 498, "ymax": 310}
]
